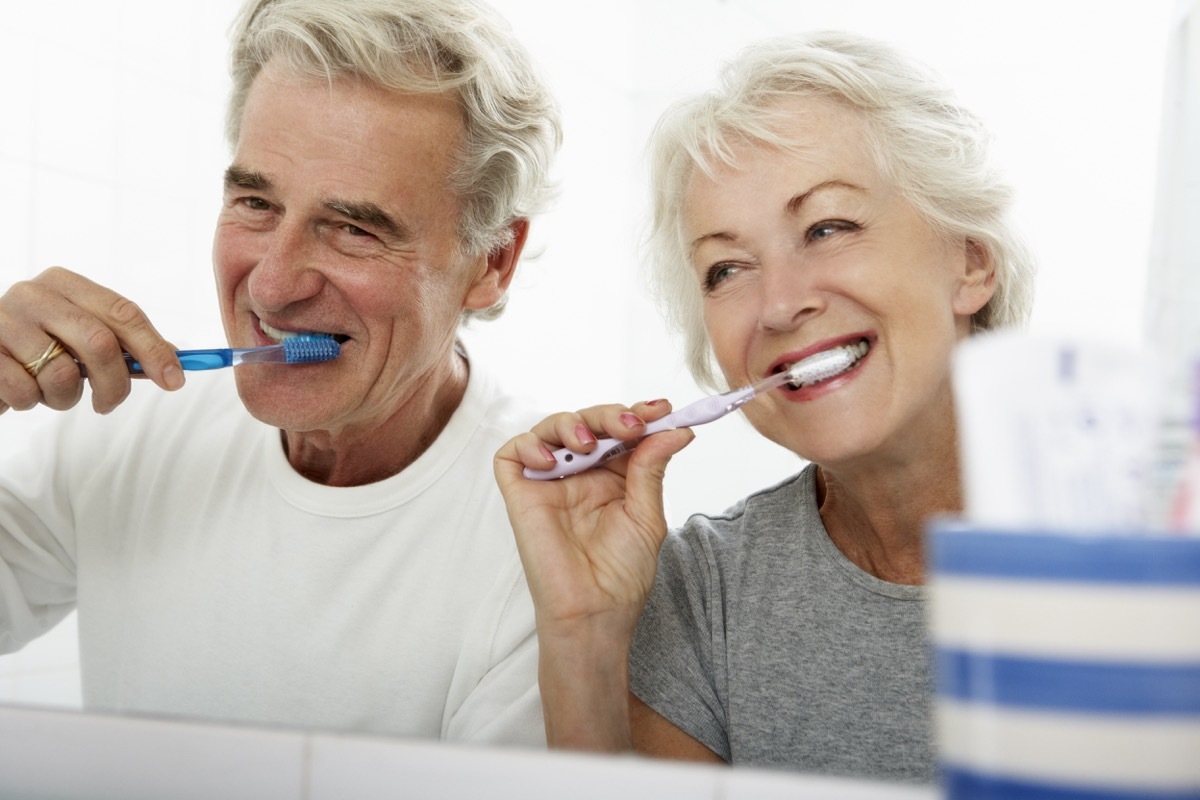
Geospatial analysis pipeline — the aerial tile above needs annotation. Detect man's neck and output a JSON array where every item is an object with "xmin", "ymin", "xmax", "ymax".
[{"xmin": 281, "ymin": 350, "xmax": 470, "ymax": 487}]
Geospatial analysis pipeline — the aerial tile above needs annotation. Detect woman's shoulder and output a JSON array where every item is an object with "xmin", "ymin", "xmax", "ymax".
[
  {"xmin": 667, "ymin": 463, "xmax": 820, "ymax": 555},
  {"xmin": 682, "ymin": 463, "xmax": 816, "ymax": 526}
]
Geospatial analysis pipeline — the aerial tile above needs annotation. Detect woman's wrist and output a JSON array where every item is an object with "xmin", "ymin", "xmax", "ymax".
[{"xmin": 536, "ymin": 619, "xmax": 635, "ymax": 751}]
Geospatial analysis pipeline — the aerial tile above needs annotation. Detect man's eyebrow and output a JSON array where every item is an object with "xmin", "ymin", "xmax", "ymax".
[
  {"xmin": 222, "ymin": 169, "xmax": 410, "ymax": 241},
  {"xmin": 224, "ymin": 165, "xmax": 272, "ymax": 192},
  {"xmin": 325, "ymin": 199, "xmax": 410, "ymax": 241}
]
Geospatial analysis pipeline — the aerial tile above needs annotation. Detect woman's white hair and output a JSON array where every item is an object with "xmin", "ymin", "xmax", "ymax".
[
  {"xmin": 227, "ymin": 0, "xmax": 562, "ymax": 321},
  {"xmin": 646, "ymin": 32, "xmax": 1036, "ymax": 389}
]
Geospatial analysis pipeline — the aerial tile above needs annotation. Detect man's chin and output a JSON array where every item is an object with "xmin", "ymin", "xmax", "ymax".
[{"xmin": 234, "ymin": 374, "xmax": 332, "ymax": 433}]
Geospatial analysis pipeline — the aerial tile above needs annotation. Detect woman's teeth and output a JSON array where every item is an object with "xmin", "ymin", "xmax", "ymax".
[{"xmin": 783, "ymin": 340, "xmax": 869, "ymax": 389}]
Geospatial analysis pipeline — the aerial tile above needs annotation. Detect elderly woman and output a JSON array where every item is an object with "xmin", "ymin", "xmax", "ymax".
[{"xmin": 494, "ymin": 32, "xmax": 1034, "ymax": 783}]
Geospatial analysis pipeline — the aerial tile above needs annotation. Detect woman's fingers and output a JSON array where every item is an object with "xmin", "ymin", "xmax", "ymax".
[
  {"xmin": 623, "ymin": 426, "xmax": 695, "ymax": 522},
  {"xmin": 514, "ymin": 400, "xmax": 679, "ymax": 477}
]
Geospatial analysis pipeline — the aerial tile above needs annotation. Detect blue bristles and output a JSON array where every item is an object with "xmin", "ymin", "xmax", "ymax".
[{"xmin": 282, "ymin": 335, "xmax": 341, "ymax": 364}]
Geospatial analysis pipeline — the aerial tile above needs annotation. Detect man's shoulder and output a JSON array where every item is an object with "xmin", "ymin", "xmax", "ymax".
[{"xmin": 459, "ymin": 358, "xmax": 548, "ymax": 446}]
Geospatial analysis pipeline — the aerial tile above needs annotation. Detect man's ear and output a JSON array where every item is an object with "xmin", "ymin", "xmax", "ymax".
[
  {"xmin": 953, "ymin": 237, "xmax": 997, "ymax": 317},
  {"xmin": 463, "ymin": 219, "xmax": 529, "ymax": 311}
]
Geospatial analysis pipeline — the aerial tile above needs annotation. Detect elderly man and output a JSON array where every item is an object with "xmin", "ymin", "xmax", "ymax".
[{"xmin": 0, "ymin": 0, "xmax": 560, "ymax": 746}]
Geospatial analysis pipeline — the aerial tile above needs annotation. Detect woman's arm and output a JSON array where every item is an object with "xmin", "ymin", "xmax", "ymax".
[
  {"xmin": 630, "ymin": 694, "xmax": 724, "ymax": 763},
  {"xmin": 493, "ymin": 400, "xmax": 693, "ymax": 751}
]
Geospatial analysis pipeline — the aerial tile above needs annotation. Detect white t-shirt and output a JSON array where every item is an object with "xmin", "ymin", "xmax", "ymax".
[{"xmin": 0, "ymin": 351, "xmax": 545, "ymax": 746}]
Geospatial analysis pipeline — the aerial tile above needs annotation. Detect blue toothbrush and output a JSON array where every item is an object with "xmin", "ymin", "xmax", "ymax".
[{"xmin": 76, "ymin": 336, "xmax": 340, "ymax": 376}]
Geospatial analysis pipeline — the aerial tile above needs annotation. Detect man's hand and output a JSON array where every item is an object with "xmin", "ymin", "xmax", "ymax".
[{"xmin": 0, "ymin": 267, "xmax": 184, "ymax": 415}]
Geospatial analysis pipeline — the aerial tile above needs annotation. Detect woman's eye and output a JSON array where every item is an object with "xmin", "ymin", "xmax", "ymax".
[
  {"xmin": 704, "ymin": 262, "xmax": 741, "ymax": 291},
  {"xmin": 808, "ymin": 220, "xmax": 858, "ymax": 241}
]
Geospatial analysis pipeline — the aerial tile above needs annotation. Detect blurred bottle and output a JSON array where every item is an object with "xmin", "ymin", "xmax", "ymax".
[
  {"xmin": 1145, "ymin": 0, "xmax": 1200, "ymax": 530},
  {"xmin": 1169, "ymin": 362, "xmax": 1200, "ymax": 531}
]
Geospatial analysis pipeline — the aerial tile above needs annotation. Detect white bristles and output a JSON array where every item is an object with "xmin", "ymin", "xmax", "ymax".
[{"xmin": 785, "ymin": 345, "xmax": 860, "ymax": 386}]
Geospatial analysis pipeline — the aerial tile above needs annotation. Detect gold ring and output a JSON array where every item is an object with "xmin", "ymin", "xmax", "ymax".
[{"xmin": 23, "ymin": 338, "xmax": 67, "ymax": 378}]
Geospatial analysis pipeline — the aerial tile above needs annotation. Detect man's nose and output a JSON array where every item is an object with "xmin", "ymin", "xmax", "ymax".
[{"xmin": 246, "ymin": 221, "xmax": 326, "ymax": 312}]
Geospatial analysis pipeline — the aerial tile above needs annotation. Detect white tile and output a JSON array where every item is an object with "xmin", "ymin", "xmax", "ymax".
[
  {"xmin": 113, "ymin": 75, "xmax": 215, "ymax": 199},
  {"xmin": 0, "ymin": 667, "xmax": 82, "ymax": 709},
  {"xmin": 113, "ymin": 1, "xmax": 194, "ymax": 78},
  {"xmin": 0, "ymin": 705, "xmax": 306, "ymax": 800},
  {"xmin": 309, "ymin": 735, "xmax": 721, "ymax": 800},
  {"xmin": 29, "ymin": 168, "xmax": 119, "ymax": 279},
  {"xmin": 0, "ymin": 160, "xmax": 34, "ymax": 275},
  {"xmin": 6, "ymin": 611, "xmax": 80, "ymax": 668},
  {"xmin": 0, "ymin": 30, "xmax": 35, "ymax": 161},
  {"xmin": 0, "ymin": 612, "xmax": 81, "ymax": 709},
  {"xmin": 30, "ymin": 1, "xmax": 122, "ymax": 62},
  {"xmin": 32, "ymin": 47, "xmax": 120, "ymax": 181}
]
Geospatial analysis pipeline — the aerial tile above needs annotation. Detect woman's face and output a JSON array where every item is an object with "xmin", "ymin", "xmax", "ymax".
[{"xmin": 683, "ymin": 97, "xmax": 995, "ymax": 470}]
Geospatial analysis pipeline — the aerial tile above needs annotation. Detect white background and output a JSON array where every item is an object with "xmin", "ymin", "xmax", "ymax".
[{"xmin": 0, "ymin": 0, "xmax": 1180, "ymax": 709}]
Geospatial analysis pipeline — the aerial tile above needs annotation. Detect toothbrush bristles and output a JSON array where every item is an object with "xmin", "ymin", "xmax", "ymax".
[
  {"xmin": 282, "ymin": 335, "xmax": 341, "ymax": 364},
  {"xmin": 786, "ymin": 347, "xmax": 857, "ymax": 386}
]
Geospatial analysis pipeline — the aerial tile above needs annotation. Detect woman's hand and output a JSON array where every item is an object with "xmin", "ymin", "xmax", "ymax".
[
  {"xmin": 494, "ymin": 400, "xmax": 694, "ymax": 749},
  {"xmin": 496, "ymin": 400, "xmax": 693, "ymax": 633},
  {"xmin": 0, "ymin": 267, "xmax": 184, "ymax": 416}
]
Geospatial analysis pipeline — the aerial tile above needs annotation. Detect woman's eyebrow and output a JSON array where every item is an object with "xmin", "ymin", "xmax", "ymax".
[
  {"xmin": 785, "ymin": 179, "xmax": 867, "ymax": 215},
  {"xmin": 689, "ymin": 180, "xmax": 869, "ymax": 253}
]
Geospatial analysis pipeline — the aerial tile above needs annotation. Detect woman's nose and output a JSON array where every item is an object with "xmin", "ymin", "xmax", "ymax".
[
  {"xmin": 246, "ymin": 222, "xmax": 326, "ymax": 312},
  {"xmin": 756, "ymin": 258, "xmax": 825, "ymax": 332}
]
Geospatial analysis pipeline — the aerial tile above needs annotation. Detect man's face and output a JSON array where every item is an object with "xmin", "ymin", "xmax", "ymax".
[{"xmin": 212, "ymin": 63, "xmax": 499, "ymax": 436}]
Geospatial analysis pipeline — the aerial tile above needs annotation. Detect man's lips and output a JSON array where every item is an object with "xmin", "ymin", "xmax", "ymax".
[{"xmin": 258, "ymin": 319, "xmax": 349, "ymax": 345}]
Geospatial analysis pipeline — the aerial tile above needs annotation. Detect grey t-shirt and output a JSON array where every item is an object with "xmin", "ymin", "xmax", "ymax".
[{"xmin": 629, "ymin": 463, "xmax": 934, "ymax": 783}]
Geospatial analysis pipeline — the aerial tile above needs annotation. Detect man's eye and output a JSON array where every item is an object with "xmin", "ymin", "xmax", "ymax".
[
  {"xmin": 241, "ymin": 197, "xmax": 270, "ymax": 211},
  {"xmin": 343, "ymin": 224, "xmax": 372, "ymax": 237}
]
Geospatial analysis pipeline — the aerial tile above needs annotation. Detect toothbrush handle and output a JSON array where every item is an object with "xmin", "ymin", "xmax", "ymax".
[
  {"xmin": 523, "ymin": 388, "xmax": 755, "ymax": 481},
  {"xmin": 77, "ymin": 349, "xmax": 234, "ymax": 377},
  {"xmin": 523, "ymin": 437, "xmax": 639, "ymax": 481}
]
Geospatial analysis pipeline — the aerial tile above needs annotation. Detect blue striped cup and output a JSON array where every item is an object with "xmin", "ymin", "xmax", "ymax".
[{"xmin": 928, "ymin": 522, "xmax": 1200, "ymax": 799}]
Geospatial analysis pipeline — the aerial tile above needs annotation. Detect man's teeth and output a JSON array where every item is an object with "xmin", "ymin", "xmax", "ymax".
[
  {"xmin": 785, "ymin": 340, "xmax": 869, "ymax": 389},
  {"xmin": 260, "ymin": 321, "xmax": 340, "ymax": 343},
  {"xmin": 260, "ymin": 321, "xmax": 299, "ymax": 342}
]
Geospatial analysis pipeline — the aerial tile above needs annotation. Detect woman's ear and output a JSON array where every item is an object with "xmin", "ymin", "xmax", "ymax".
[
  {"xmin": 463, "ymin": 219, "xmax": 529, "ymax": 311},
  {"xmin": 953, "ymin": 238, "xmax": 997, "ymax": 317}
]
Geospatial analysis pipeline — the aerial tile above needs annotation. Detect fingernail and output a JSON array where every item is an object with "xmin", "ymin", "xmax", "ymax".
[
  {"xmin": 574, "ymin": 424, "xmax": 596, "ymax": 445},
  {"xmin": 645, "ymin": 398, "xmax": 668, "ymax": 407},
  {"xmin": 538, "ymin": 445, "xmax": 556, "ymax": 463},
  {"xmin": 163, "ymin": 364, "xmax": 185, "ymax": 391},
  {"xmin": 620, "ymin": 413, "xmax": 644, "ymax": 428}
]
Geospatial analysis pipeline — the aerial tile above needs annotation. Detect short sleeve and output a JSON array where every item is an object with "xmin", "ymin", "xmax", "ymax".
[{"xmin": 628, "ymin": 521, "xmax": 731, "ymax": 761}]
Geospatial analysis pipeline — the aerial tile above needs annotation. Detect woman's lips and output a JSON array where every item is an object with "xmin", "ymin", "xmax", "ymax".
[
  {"xmin": 776, "ymin": 339, "xmax": 870, "ymax": 388},
  {"xmin": 768, "ymin": 335, "xmax": 873, "ymax": 386}
]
